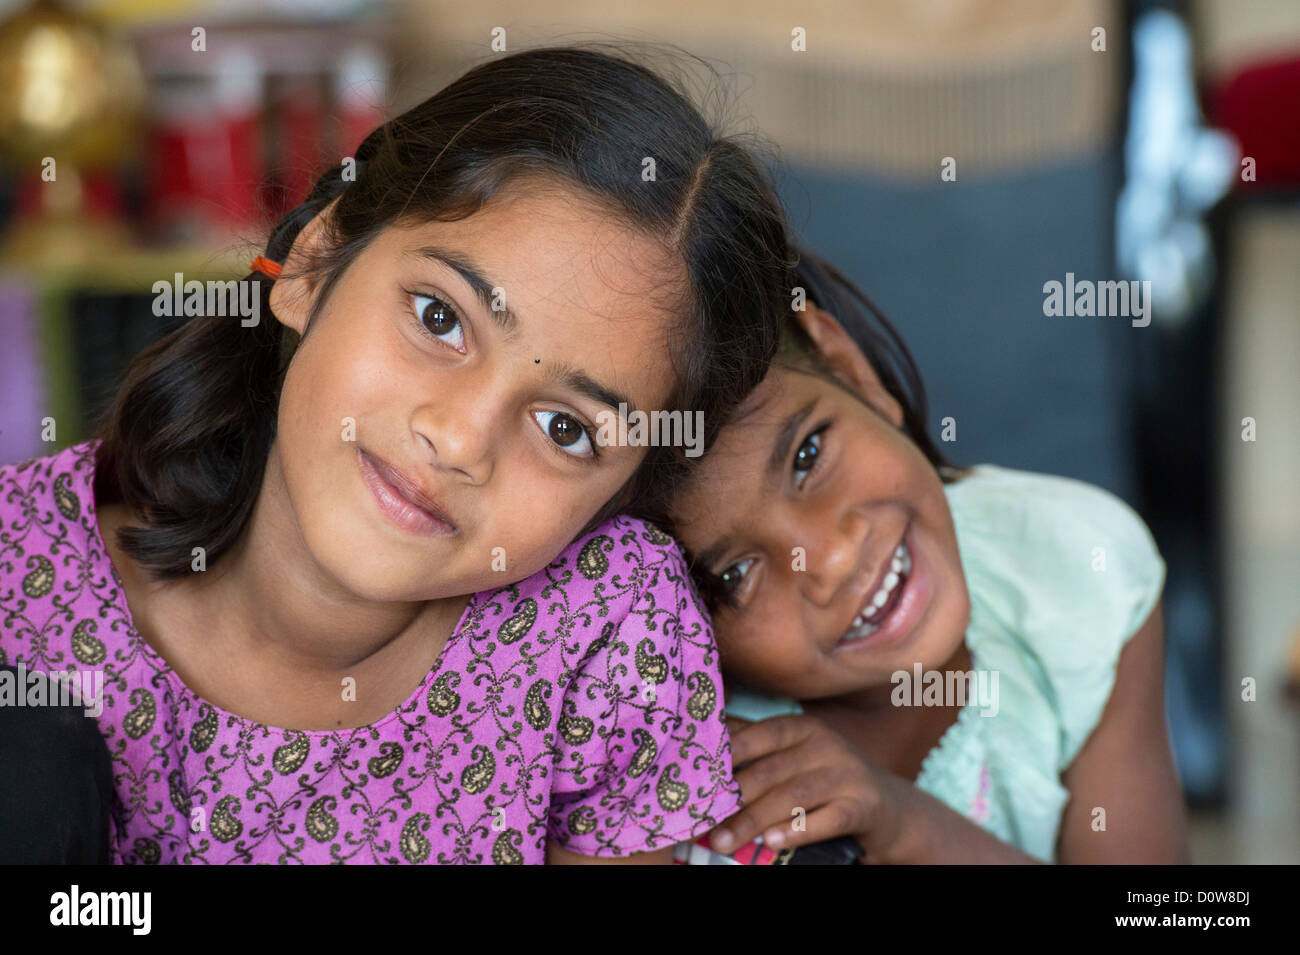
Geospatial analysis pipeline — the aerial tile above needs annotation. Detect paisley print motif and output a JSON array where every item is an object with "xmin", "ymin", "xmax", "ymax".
[
  {"xmin": 54, "ymin": 472, "xmax": 80, "ymax": 520},
  {"xmin": 524, "ymin": 679, "xmax": 553, "ymax": 730},
  {"xmin": 0, "ymin": 441, "xmax": 742, "ymax": 864},
  {"xmin": 566, "ymin": 806, "xmax": 598, "ymax": 837},
  {"xmin": 400, "ymin": 813, "xmax": 431, "ymax": 864},
  {"xmin": 685, "ymin": 671, "xmax": 718, "ymax": 721},
  {"xmin": 168, "ymin": 770, "xmax": 191, "ymax": 816},
  {"xmin": 656, "ymin": 763, "xmax": 690, "ymax": 813},
  {"xmin": 498, "ymin": 597, "xmax": 537, "ymax": 644},
  {"xmin": 642, "ymin": 522, "xmax": 673, "ymax": 547},
  {"xmin": 121, "ymin": 688, "xmax": 155, "ymax": 740},
  {"xmin": 492, "ymin": 829, "xmax": 524, "ymax": 865},
  {"xmin": 22, "ymin": 554, "xmax": 54, "ymax": 599},
  {"xmin": 635, "ymin": 637, "xmax": 669, "ymax": 685},
  {"xmin": 305, "ymin": 796, "xmax": 339, "ymax": 843},
  {"xmin": 426, "ymin": 670, "xmax": 460, "ymax": 717},
  {"xmin": 576, "ymin": 535, "xmax": 613, "ymax": 580},
  {"xmin": 460, "ymin": 744, "xmax": 495, "ymax": 795},
  {"xmin": 273, "ymin": 732, "xmax": 310, "ymax": 775},
  {"xmin": 209, "ymin": 796, "xmax": 243, "ymax": 843},
  {"xmin": 71, "ymin": 619, "xmax": 106, "ymax": 666},
  {"xmin": 190, "ymin": 705, "xmax": 218, "ymax": 753},
  {"xmin": 558, "ymin": 713, "xmax": 594, "ymax": 746},
  {"xmin": 133, "ymin": 837, "xmax": 161, "ymax": 865},
  {"xmin": 628, "ymin": 728, "xmax": 656, "ymax": 778},
  {"xmin": 367, "ymin": 741, "xmax": 403, "ymax": 779}
]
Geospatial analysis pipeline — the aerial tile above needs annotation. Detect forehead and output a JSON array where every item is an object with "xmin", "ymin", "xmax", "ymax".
[
  {"xmin": 395, "ymin": 181, "xmax": 685, "ymax": 320},
  {"xmin": 673, "ymin": 369, "xmax": 815, "ymax": 547},
  {"xmin": 385, "ymin": 180, "xmax": 688, "ymax": 404}
]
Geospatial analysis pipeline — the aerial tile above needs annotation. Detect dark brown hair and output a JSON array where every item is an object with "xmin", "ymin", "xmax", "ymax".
[
  {"xmin": 93, "ymin": 45, "xmax": 794, "ymax": 582},
  {"xmin": 780, "ymin": 247, "xmax": 956, "ymax": 474}
]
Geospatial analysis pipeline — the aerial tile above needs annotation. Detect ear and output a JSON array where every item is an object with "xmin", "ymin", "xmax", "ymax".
[
  {"xmin": 268, "ymin": 199, "xmax": 338, "ymax": 335},
  {"xmin": 793, "ymin": 303, "xmax": 904, "ymax": 429}
]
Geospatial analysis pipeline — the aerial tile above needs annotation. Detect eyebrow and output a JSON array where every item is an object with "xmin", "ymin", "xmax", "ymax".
[
  {"xmin": 693, "ymin": 537, "xmax": 733, "ymax": 578},
  {"xmin": 548, "ymin": 363, "xmax": 637, "ymax": 419},
  {"xmin": 406, "ymin": 246, "xmax": 519, "ymax": 333},
  {"xmin": 768, "ymin": 398, "xmax": 818, "ymax": 480},
  {"xmin": 406, "ymin": 245, "xmax": 635, "ymax": 419}
]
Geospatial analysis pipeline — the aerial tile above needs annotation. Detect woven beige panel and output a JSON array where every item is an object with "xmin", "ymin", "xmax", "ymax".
[
  {"xmin": 1192, "ymin": 0, "xmax": 1300, "ymax": 78},
  {"xmin": 397, "ymin": 0, "xmax": 1122, "ymax": 179}
]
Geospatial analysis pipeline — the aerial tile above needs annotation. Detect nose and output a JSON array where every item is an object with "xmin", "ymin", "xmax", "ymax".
[
  {"xmin": 798, "ymin": 503, "xmax": 872, "ymax": 608},
  {"xmin": 412, "ymin": 378, "xmax": 498, "ymax": 485}
]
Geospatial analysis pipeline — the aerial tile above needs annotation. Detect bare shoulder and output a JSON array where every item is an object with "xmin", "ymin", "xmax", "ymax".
[{"xmin": 1056, "ymin": 602, "xmax": 1189, "ymax": 863}]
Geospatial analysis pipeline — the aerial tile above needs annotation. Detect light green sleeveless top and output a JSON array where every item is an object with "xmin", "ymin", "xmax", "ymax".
[{"xmin": 722, "ymin": 465, "xmax": 1165, "ymax": 863}]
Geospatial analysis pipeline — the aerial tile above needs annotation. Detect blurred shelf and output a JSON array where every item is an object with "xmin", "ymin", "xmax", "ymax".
[{"xmin": 0, "ymin": 240, "xmax": 253, "ymax": 291}]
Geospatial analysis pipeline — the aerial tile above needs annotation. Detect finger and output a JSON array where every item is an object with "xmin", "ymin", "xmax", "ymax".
[
  {"xmin": 732, "ymin": 742, "xmax": 813, "ymax": 804},
  {"xmin": 709, "ymin": 767, "xmax": 838, "ymax": 854},
  {"xmin": 725, "ymin": 714, "xmax": 814, "ymax": 766},
  {"xmin": 758, "ymin": 801, "xmax": 867, "ymax": 854}
]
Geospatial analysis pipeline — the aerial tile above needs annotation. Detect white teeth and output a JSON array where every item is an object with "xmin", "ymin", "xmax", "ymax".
[
  {"xmin": 893, "ymin": 541, "xmax": 912, "ymax": 574},
  {"xmin": 841, "ymin": 539, "xmax": 912, "ymax": 643}
]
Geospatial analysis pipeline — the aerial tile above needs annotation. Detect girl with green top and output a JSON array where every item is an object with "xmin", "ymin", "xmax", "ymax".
[{"xmin": 669, "ymin": 251, "xmax": 1188, "ymax": 864}]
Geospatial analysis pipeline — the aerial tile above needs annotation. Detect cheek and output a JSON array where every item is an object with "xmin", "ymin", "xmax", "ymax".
[
  {"xmin": 716, "ymin": 601, "xmax": 807, "ymax": 681},
  {"xmin": 874, "ymin": 431, "xmax": 930, "ymax": 499},
  {"xmin": 283, "ymin": 317, "xmax": 388, "ymax": 425},
  {"xmin": 472, "ymin": 457, "xmax": 632, "ymax": 556}
]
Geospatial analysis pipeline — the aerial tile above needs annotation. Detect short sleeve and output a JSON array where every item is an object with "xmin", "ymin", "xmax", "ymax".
[
  {"xmin": 546, "ymin": 540, "xmax": 743, "ymax": 856},
  {"xmin": 1036, "ymin": 475, "xmax": 1164, "ymax": 770},
  {"xmin": 949, "ymin": 467, "xmax": 1166, "ymax": 773}
]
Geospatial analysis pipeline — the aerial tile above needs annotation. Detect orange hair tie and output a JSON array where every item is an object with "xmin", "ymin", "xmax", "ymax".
[{"xmin": 249, "ymin": 256, "xmax": 283, "ymax": 279}]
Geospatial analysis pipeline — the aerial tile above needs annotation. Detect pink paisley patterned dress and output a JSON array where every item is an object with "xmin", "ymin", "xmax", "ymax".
[{"xmin": 0, "ymin": 440, "xmax": 742, "ymax": 864}]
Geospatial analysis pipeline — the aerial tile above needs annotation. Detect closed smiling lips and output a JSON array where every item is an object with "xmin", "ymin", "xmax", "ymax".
[{"xmin": 358, "ymin": 447, "xmax": 458, "ymax": 536}]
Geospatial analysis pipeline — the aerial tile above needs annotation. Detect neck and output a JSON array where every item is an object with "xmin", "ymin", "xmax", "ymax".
[
  {"xmin": 177, "ymin": 440, "xmax": 467, "ymax": 677},
  {"xmin": 811, "ymin": 638, "xmax": 973, "ymax": 715}
]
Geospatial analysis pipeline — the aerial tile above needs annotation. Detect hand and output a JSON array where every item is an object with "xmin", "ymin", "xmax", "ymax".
[{"xmin": 713, "ymin": 714, "xmax": 909, "ymax": 861}]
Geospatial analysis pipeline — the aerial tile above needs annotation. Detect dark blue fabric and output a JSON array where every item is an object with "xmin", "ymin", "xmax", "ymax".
[
  {"xmin": 0, "ymin": 665, "xmax": 113, "ymax": 864},
  {"xmin": 776, "ymin": 153, "xmax": 1136, "ymax": 504}
]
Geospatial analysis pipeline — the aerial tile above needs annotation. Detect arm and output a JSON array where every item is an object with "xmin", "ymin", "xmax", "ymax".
[
  {"xmin": 712, "ymin": 714, "xmax": 1043, "ymax": 864},
  {"xmin": 871, "ymin": 778, "xmax": 1044, "ymax": 864},
  {"xmin": 881, "ymin": 603, "xmax": 1185, "ymax": 864},
  {"xmin": 546, "ymin": 842, "xmax": 675, "ymax": 865},
  {"xmin": 542, "ymin": 525, "xmax": 741, "ymax": 864},
  {"xmin": 1053, "ymin": 601, "xmax": 1189, "ymax": 863}
]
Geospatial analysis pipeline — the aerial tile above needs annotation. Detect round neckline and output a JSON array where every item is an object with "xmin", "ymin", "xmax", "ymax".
[
  {"xmin": 79, "ymin": 439, "xmax": 481, "ymax": 738},
  {"xmin": 912, "ymin": 469, "xmax": 997, "ymax": 787},
  {"xmin": 913, "ymin": 639, "xmax": 985, "ymax": 789}
]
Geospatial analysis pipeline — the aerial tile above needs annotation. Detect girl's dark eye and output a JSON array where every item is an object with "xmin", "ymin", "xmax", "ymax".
[
  {"xmin": 411, "ymin": 293, "xmax": 465, "ymax": 351},
  {"xmin": 531, "ymin": 411, "xmax": 595, "ymax": 457},
  {"xmin": 548, "ymin": 415, "xmax": 581, "ymax": 445},
  {"xmin": 719, "ymin": 558, "xmax": 754, "ymax": 594},
  {"xmin": 793, "ymin": 428, "xmax": 825, "ymax": 488}
]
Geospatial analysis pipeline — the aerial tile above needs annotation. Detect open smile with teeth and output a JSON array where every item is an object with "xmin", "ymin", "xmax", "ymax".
[{"xmin": 838, "ymin": 540, "xmax": 912, "ymax": 645}]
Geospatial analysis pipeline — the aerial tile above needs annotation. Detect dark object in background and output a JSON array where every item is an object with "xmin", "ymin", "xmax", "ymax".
[
  {"xmin": 788, "ymin": 835, "xmax": 865, "ymax": 865},
  {"xmin": 69, "ymin": 289, "xmax": 187, "ymax": 435},
  {"xmin": 0, "ymin": 665, "xmax": 114, "ymax": 864}
]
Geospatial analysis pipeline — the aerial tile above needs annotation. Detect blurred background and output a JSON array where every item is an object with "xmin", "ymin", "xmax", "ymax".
[{"xmin": 0, "ymin": 0, "xmax": 1295, "ymax": 863}]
